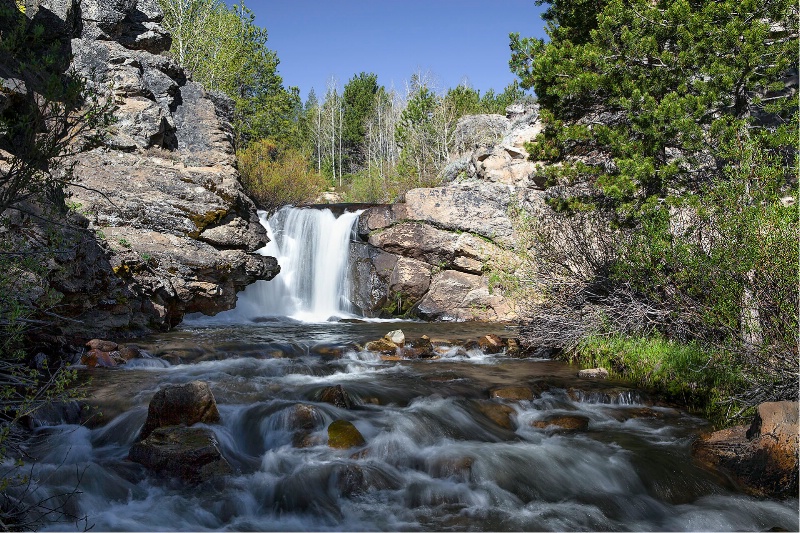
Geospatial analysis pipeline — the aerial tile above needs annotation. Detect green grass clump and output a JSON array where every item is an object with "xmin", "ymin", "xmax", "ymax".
[{"xmin": 569, "ymin": 334, "xmax": 748, "ymax": 427}]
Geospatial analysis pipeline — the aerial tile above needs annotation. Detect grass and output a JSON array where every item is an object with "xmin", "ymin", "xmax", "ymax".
[{"xmin": 568, "ymin": 333, "xmax": 749, "ymax": 427}]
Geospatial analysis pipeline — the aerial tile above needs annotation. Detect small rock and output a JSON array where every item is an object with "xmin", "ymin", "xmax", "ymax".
[
  {"xmin": 316, "ymin": 385, "xmax": 353, "ymax": 409},
  {"xmin": 86, "ymin": 339, "xmax": 119, "ymax": 352},
  {"xmin": 578, "ymin": 368, "xmax": 609, "ymax": 379},
  {"xmin": 139, "ymin": 381, "xmax": 221, "ymax": 440},
  {"xmin": 128, "ymin": 426, "xmax": 232, "ymax": 484},
  {"xmin": 489, "ymin": 386, "xmax": 533, "ymax": 402},
  {"xmin": 328, "ymin": 420, "xmax": 366, "ymax": 449},
  {"xmin": 385, "ymin": 329, "xmax": 405, "ymax": 345},
  {"xmin": 478, "ymin": 334, "xmax": 504, "ymax": 354},
  {"xmin": 289, "ymin": 404, "xmax": 324, "ymax": 431},
  {"xmin": 531, "ymin": 415, "xmax": 590, "ymax": 431}
]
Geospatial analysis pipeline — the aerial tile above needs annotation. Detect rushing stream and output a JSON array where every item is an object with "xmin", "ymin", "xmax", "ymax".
[{"xmin": 15, "ymin": 208, "xmax": 799, "ymax": 531}]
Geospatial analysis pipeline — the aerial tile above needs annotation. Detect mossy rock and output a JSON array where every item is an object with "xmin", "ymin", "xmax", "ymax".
[{"xmin": 327, "ymin": 420, "xmax": 366, "ymax": 449}]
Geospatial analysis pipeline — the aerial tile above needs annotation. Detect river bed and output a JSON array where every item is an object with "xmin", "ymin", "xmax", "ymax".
[{"xmin": 17, "ymin": 319, "xmax": 800, "ymax": 531}]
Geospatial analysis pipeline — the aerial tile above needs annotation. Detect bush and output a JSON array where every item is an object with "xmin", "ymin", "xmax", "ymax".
[{"xmin": 238, "ymin": 140, "xmax": 328, "ymax": 212}]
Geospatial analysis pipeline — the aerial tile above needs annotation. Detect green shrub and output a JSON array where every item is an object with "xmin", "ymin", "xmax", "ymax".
[{"xmin": 238, "ymin": 140, "xmax": 327, "ymax": 211}]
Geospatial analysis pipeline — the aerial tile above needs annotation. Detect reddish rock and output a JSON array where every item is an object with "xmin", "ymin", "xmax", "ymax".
[
  {"xmin": 693, "ymin": 401, "xmax": 799, "ymax": 498},
  {"xmin": 531, "ymin": 415, "xmax": 590, "ymax": 431},
  {"xmin": 81, "ymin": 349, "xmax": 116, "ymax": 368},
  {"xmin": 117, "ymin": 345, "xmax": 143, "ymax": 360},
  {"xmin": 139, "ymin": 381, "xmax": 220, "ymax": 440}
]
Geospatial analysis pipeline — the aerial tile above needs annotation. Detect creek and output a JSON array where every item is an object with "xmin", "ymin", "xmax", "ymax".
[{"xmin": 19, "ymin": 208, "xmax": 799, "ymax": 531}]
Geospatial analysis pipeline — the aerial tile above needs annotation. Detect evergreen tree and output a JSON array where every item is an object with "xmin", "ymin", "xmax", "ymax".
[{"xmin": 342, "ymin": 72, "xmax": 381, "ymax": 171}]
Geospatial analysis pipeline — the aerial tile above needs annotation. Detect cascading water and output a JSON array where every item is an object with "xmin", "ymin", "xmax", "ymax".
[{"xmin": 221, "ymin": 206, "xmax": 363, "ymax": 322}]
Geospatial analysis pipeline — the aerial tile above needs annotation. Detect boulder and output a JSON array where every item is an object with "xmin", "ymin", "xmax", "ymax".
[
  {"xmin": 531, "ymin": 415, "xmax": 590, "ymax": 432},
  {"xmin": 475, "ymin": 401, "xmax": 516, "ymax": 430},
  {"xmin": 316, "ymin": 385, "xmax": 353, "ymax": 410},
  {"xmin": 489, "ymin": 386, "xmax": 533, "ymax": 402},
  {"xmin": 139, "ymin": 381, "xmax": 220, "ymax": 440},
  {"xmin": 327, "ymin": 420, "xmax": 366, "ymax": 449},
  {"xmin": 692, "ymin": 401, "xmax": 799, "ymax": 498},
  {"xmin": 578, "ymin": 368, "xmax": 610, "ymax": 379},
  {"xmin": 406, "ymin": 335, "xmax": 435, "ymax": 359},
  {"xmin": 288, "ymin": 403, "xmax": 324, "ymax": 448},
  {"xmin": 477, "ymin": 334, "xmax": 504, "ymax": 354},
  {"xmin": 416, "ymin": 270, "xmax": 513, "ymax": 321},
  {"xmin": 81, "ymin": 348, "xmax": 118, "ymax": 368},
  {"xmin": 384, "ymin": 329, "xmax": 405, "ymax": 346},
  {"xmin": 365, "ymin": 337, "xmax": 398, "ymax": 355},
  {"xmin": 128, "ymin": 426, "xmax": 232, "ymax": 484}
]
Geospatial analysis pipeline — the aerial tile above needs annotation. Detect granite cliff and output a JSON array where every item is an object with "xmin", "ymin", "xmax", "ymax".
[{"xmin": 3, "ymin": 0, "xmax": 278, "ymax": 339}]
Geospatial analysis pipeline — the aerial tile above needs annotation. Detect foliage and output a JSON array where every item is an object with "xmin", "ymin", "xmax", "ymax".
[
  {"xmin": 511, "ymin": 0, "xmax": 798, "ymax": 415},
  {"xmin": 158, "ymin": 0, "xmax": 300, "ymax": 147},
  {"xmin": 237, "ymin": 140, "xmax": 327, "ymax": 212}
]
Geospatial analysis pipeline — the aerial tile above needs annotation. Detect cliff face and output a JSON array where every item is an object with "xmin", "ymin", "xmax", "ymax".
[
  {"xmin": 351, "ymin": 105, "xmax": 546, "ymax": 322},
  {"xmin": 9, "ymin": 0, "xmax": 278, "ymax": 337}
]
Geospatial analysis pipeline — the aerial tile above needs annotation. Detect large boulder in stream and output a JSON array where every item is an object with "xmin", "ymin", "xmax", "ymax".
[
  {"xmin": 129, "ymin": 426, "xmax": 232, "ymax": 484},
  {"xmin": 139, "ymin": 381, "xmax": 220, "ymax": 440},
  {"xmin": 692, "ymin": 401, "xmax": 799, "ymax": 498}
]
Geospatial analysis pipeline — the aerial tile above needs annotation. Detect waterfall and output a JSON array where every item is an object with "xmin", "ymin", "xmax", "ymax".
[{"xmin": 224, "ymin": 206, "xmax": 363, "ymax": 322}]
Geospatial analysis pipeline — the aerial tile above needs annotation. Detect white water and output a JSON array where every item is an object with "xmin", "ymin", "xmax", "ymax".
[{"xmin": 203, "ymin": 206, "xmax": 363, "ymax": 323}]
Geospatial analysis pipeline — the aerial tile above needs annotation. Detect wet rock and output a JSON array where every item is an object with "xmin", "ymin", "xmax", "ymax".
[
  {"xmin": 86, "ymin": 339, "xmax": 119, "ymax": 352},
  {"xmin": 505, "ymin": 338, "xmax": 521, "ymax": 357},
  {"xmin": 489, "ymin": 386, "xmax": 533, "ymax": 402},
  {"xmin": 693, "ymin": 401, "xmax": 799, "ymax": 498},
  {"xmin": 139, "ymin": 381, "xmax": 220, "ymax": 440},
  {"xmin": 477, "ymin": 334, "xmax": 504, "ymax": 354},
  {"xmin": 365, "ymin": 337, "xmax": 398, "ymax": 355},
  {"xmin": 602, "ymin": 406, "xmax": 676, "ymax": 422},
  {"xmin": 117, "ymin": 345, "xmax": 143, "ymax": 360},
  {"xmin": 429, "ymin": 456, "xmax": 475, "ymax": 481},
  {"xmin": 287, "ymin": 401, "xmax": 325, "ymax": 447},
  {"xmin": 316, "ymin": 385, "xmax": 353, "ymax": 410},
  {"xmin": 406, "ymin": 335, "xmax": 435, "ymax": 358},
  {"xmin": 531, "ymin": 415, "xmax": 590, "ymax": 432},
  {"xmin": 128, "ymin": 426, "xmax": 232, "ymax": 484},
  {"xmin": 476, "ymin": 401, "xmax": 516, "ymax": 430},
  {"xmin": 81, "ymin": 348, "xmax": 117, "ymax": 368},
  {"xmin": 578, "ymin": 368, "xmax": 610, "ymax": 379},
  {"xmin": 327, "ymin": 420, "xmax": 366, "ymax": 449}
]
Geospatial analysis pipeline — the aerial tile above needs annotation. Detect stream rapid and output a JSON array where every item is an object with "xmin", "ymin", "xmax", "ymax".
[{"xmin": 21, "ymin": 320, "xmax": 800, "ymax": 532}]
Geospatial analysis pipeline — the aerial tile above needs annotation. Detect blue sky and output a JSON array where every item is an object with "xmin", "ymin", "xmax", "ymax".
[{"xmin": 235, "ymin": 0, "xmax": 548, "ymax": 101}]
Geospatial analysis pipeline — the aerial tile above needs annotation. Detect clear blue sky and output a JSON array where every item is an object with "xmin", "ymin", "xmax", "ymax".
[{"xmin": 235, "ymin": 0, "xmax": 548, "ymax": 101}]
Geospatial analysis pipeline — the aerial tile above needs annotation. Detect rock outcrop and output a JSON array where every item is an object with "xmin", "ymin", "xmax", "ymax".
[
  {"xmin": 692, "ymin": 401, "xmax": 799, "ymax": 498},
  {"xmin": 6, "ymin": 1, "xmax": 278, "ymax": 337},
  {"xmin": 351, "ymin": 104, "xmax": 545, "ymax": 321}
]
